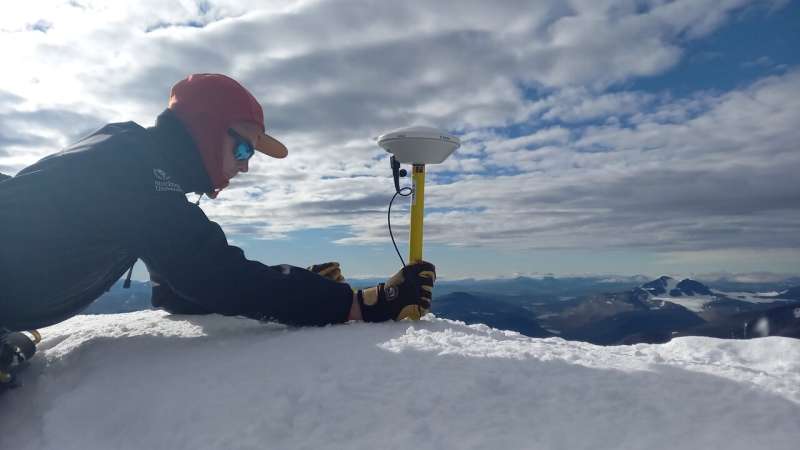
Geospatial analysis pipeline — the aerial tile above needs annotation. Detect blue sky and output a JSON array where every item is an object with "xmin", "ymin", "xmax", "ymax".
[
  {"xmin": 630, "ymin": 2, "xmax": 798, "ymax": 94},
  {"xmin": 1, "ymin": 0, "xmax": 798, "ymax": 281}
]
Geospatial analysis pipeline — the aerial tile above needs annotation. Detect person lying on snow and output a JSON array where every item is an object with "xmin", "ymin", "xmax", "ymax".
[{"xmin": 0, "ymin": 73, "xmax": 435, "ymax": 342}]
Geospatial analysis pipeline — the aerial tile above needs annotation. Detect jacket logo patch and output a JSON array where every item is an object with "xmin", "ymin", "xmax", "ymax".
[{"xmin": 153, "ymin": 168, "xmax": 183, "ymax": 193}]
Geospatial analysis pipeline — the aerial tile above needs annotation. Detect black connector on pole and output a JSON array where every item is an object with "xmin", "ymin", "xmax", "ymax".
[{"xmin": 390, "ymin": 155, "xmax": 407, "ymax": 194}]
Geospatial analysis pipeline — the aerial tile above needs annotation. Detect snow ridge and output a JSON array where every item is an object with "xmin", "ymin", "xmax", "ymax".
[{"xmin": 1, "ymin": 311, "xmax": 799, "ymax": 450}]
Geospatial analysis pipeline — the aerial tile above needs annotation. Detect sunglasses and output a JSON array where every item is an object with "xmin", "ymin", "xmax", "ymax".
[{"xmin": 227, "ymin": 128, "xmax": 256, "ymax": 161}]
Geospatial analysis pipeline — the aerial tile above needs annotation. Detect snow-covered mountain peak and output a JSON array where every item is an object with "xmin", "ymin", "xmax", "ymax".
[
  {"xmin": 635, "ymin": 276, "xmax": 796, "ymax": 313},
  {"xmin": 639, "ymin": 276, "xmax": 713, "ymax": 298},
  {"xmin": 636, "ymin": 276, "xmax": 717, "ymax": 312}
]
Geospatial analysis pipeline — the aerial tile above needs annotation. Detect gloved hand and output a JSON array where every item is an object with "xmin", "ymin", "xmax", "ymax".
[
  {"xmin": 307, "ymin": 262, "xmax": 346, "ymax": 283},
  {"xmin": 356, "ymin": 261, "xmax": 436, "ymax": 322}
]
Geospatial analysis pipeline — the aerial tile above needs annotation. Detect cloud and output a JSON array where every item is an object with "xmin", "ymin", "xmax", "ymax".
[
  {"xmin": 0, "ymin": 89, "xmax": 105, "ymax": 171},
  {"xmin": 323, "ymin": 69, "xmax": 800, "ymax": 253},
  {"xmin": 741, "ymin": 56, "xmax": 775, "ymax": 69},
  {"xmin": 0, "ymin": 0, "xmax": 795, "ymax": 258}
]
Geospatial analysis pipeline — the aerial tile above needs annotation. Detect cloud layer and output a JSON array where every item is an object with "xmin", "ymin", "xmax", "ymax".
[{"xmin": 1, "ymin": 0, "xmax": 796, "ymax": 260}]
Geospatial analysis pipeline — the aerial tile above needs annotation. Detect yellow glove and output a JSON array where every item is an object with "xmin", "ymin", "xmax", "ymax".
[
  {"xmin": 307, "ymin": 261, "xmax": 346, "ymax": 283},
  {"xmin": 357, "ymin": 261, "xmax": 436, "ymax": 322}
]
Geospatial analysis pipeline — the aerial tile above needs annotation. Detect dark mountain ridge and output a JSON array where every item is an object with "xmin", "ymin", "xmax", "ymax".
[
  {"xmin": 433, "ymin": 291, "xmax": 553, "ymax": 338},
  {"xmin": 86, "ymin": 276, "xmax": 800, "ymax": 345}
]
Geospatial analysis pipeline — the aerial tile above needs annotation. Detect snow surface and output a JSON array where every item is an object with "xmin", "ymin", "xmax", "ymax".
[
  {"xmin": 757, "ymin": 291, "xmax": 782, "ymax": 297},
  {"xmin": 651, "ymin": 294, "xmax": 717, "ymax": 312},
  {"xmin": 660, "ymin": 277, "xmax": 680, "ymax": 293},
  {"xmin": 2, "ymin": 310, "xmax": 800, "ymax": 450},
  {"xmin": 717, "ymin": 290, "xmax": 794, "ymax": 303}
]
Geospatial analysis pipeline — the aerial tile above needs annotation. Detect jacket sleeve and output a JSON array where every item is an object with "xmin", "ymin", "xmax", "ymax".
[{"xmin": 133, "ymin": 192, "xmax": 354, "ymax": 326}]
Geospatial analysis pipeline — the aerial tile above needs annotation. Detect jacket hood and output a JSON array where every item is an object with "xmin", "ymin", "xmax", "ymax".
[
  {"xmin": 166, "ymin": 74, "xmax": 275, "ymax": 198},
  {"xmin": 148, "ymin": 109, "xmax": 214, "ymax": 196}
]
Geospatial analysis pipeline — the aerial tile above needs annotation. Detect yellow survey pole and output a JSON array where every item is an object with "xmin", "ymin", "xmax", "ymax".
[
  {"xmin": 379, "ymin": 126, "xmax": 459, "ymax": 266},
  {"xmin": 409, "ymin": 164, "xmax": 426, "ymax": 263}
]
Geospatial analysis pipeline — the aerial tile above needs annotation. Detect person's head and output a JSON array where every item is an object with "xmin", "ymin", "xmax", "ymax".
[{"xmin": 167, "ymin": 74, "xmax": 287, "ymax": 197}]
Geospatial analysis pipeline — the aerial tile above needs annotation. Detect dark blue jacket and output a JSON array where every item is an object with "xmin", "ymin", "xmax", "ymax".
[{"xmin": 0, "ymin": 110, "xmax": 353, "ymax": 330}]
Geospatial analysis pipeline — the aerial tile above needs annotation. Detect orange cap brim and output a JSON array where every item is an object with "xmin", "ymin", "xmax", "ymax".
[{"xmin": 255, "ymin": 132, "xmax": 288, "ymax": 159}]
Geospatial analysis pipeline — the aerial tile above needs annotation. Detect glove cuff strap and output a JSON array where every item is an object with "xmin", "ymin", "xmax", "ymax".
[{"xmin": 357, "ymin": 284, "xmax": 391, "ymax": 323}]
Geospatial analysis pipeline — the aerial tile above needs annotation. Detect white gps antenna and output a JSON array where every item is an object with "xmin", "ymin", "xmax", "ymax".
[{"xmin": 377, "ymin": 126, "xmax": 461, "ymax": 265}]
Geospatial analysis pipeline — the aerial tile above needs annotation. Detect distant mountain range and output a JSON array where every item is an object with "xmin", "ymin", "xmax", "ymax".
[
  {"xmin": 86, "ymin": 275, "xmax": 800, "ymax": 345},
  {"xmin": 434, "ymin": 292, "xmax": 552, "ymax": 338},
  {"xmin": 429, "ymin": 276, "xmax": 799, "ymax": 344},
  {"xmin": 83, "ymin": 280, "xmax": 152, "ymax": 314},
  {"xmin": 634, "ymin": 276, "xmax": 798, "ymax": 316}
]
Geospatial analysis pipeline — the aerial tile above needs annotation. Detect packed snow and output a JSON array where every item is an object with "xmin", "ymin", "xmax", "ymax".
[
  {"xmin": 2, "ymin": 310, "xmax": 799, "ymax": 450},
  {"xmin": 650, "ymin": 294, "xmax": 718, "ymax": 312},
  {"xmin": 651, "ymin": 291, "xmax": 794, "ymax": 312},
  {"xmin": 718, "ymin": 290, "xmax": 794, "ymax": 303}
]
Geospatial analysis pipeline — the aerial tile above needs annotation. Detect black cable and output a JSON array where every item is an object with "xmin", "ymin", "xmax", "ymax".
[{"xmin": 388, "ymin": 186, "xmax": 413, "ymax": 269}]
